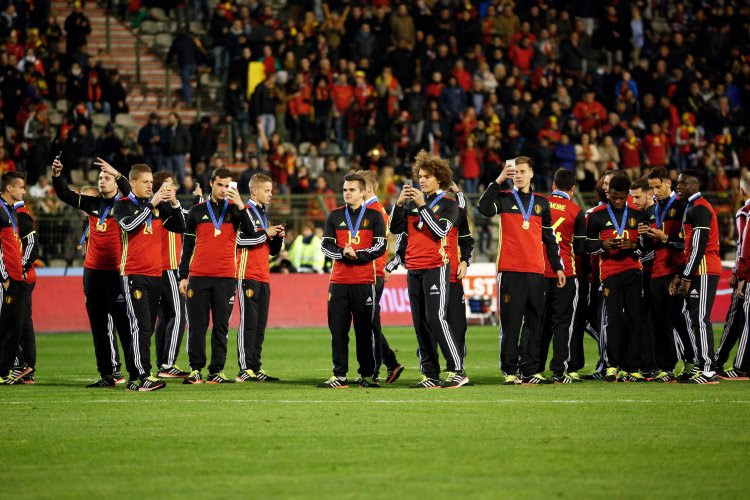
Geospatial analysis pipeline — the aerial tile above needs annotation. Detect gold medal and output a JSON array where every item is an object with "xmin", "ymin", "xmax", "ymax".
[
  {"xmin": 522, "ymin": 220, "xmax": 530, "ymax": 230},
  {"xmin": 96, "ymin": 222, "xmax": 107, "ymax": 232},
  {"xmin": 214, "ymin": 228, "xmax": 222, "ymax": 237}
]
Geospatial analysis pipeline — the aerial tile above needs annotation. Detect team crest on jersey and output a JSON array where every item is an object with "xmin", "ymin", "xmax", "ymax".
[
  {"xmin": 245, "ymin": 288, "xmax": 254, "ymax": 298},
  {"xmin": 328, "ymin": 292, "xmax": 332, "ymax": 302},
  {"xmin": 432, "ymin": 205, "xmax": 440, "ymax": 213},
  {"xmin": 362, "ymin": 219, "xmax": 369, "ymax": 228},
  {"xmin": 628, "ymin": 218, "xmax": 636, "ymax": 227},
  {"xmin": 668, "ymin": 208, "xmax": 676, "ymax": 217},
  {"xmin": 534, "ymin": 204, "xmax": 542, "ymax": 214},
  {"xmin": 502, "ymin": 293, "xmax": 511, "ymax": 303},
  {"xmin": 133, "ymin": 290, "xmax": 142, "ymax": 300},
  {"xmin": 187, "ymin": 289, "xmax": 194, "ymax": 298},
  {"xmin": 603, "ymin": 288, "xmax": 610, "ymax": 297},
  {"xmin": 4, "ymin": 295, "xmax": 12, "ymax": 304}
]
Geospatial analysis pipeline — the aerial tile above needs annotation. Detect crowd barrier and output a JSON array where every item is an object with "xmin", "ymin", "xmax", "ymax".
[{"xmin": 33, "ymin": 264, "xmax": 734, "ymax": 333}]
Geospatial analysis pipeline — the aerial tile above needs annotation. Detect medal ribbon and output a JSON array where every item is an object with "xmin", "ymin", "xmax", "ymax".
[
  {"xmin": 345, "ymin": 204, "xmax": 367, "ymax": 240},
  {"xmin": 98, "ymin": 197, "xmax": 116, "ymax": 227},
  {"xmin": 0, "ymin": 201, "xmax": 17, "ymax": 234},
  {"xmin": 207, "ymin": 198, "xmax": 229, "ymax": 232},
  {"xmin": 607, "ymin": 203, "xmax": 628, "ymax": 237},
  {"xmin": 511, "ymin": 188, "xmax": 535, "ymax": 224},
  {"xmin": 247, "ymin": 200, "xmax": 268, "ymax": 230},
  {"xmin": 127, "ymin": 193, "xmax": 152, "ymax": 229},
  {"xmin": 653, "ymin": 192, "xmax": 676, "ymax": 229},
  {"xmin": 551, "ymin": 190, "xmax": 570, "ymax": 200}
]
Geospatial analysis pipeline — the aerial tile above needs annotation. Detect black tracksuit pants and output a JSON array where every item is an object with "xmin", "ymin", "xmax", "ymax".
[
  {"xmin": 720, "ymin": 282, "xmax": 750, "ymax": 372},
  {"xmin": 14, "ymin": 282, "xmax": 36, "ymax": 368},
  {"xmin": 498, "ymin": 271, "xmax": 546, "ymax": 377},
  {"xmin": 649, "ymin": 275, "xmax": 689, "ymax": 371},
  {"xmin": 374, "ymin": 276, "xmax": 399, "ymax": 369},
  {"xmin": 539, "ymin": 276, "xmax": 579, "ymax": 375},
  {"xmin": 568, "ymin": 277, "xmax": 589, "ymax": 373},
  {"xmin": 238, "ymin": 278, "xmax": 270, "ymax": 372},
  {"xmin": 602, "ymin": 269, "xmax": 644, "ymax": 372},
  {"xmin": 447, "ymin": 281, "xmax": 467, "ymax": 360},
  {"xmin": 683, "ymin": 274, "xmax": 719, "ymax": 373},
  {"xmin": 0, "ymin": 280, "xmax": 30, "ymax": 377},
  {"xmin": 407, "ymin": 265, "xmax": 463, "ymax": 379},
  {"xmin": 122, "ymin": 274, "xmax": 162, "ymax": 380},
  {"xmin": 640, "ymin": 268, "xmax": 658, "ymax": 372},
  {"xmin": 327, "ymin": 283, "xmax": 379, "ymax": 378},
  {"xmin": 186, "ymin": 276, "xmax": 236, "ymax": 374},
  {"xmin": 154, "ymin": 269, "xmax": 187, "ymax": 370},
  {"xmin": 83, "ymin": 269, "xmax": 132, "ymax": 377}
]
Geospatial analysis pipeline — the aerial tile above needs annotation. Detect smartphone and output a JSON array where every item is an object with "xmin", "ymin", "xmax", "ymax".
[
  {"xmin": 229, "ymin": 181, "xmax": 237, "ymax": 191},
  {"xmin": 505, "ymin": 159, "xmax": 516, "ymax": 168},
  {"xmin": 404, "ymin": 179, "xmax": 413, "ymax": 188},
  {"xmin": 279, "ymin": 219, "xmax": 288, "ymax": 228},
  {"xmin": 57, "ymin": 150, "xmax": 63, "ymax": 158}
]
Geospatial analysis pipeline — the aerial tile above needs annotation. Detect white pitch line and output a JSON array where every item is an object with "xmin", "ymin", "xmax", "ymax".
[{"xmin": 1, "ymin": 399, "xmax": 746, "ymax": 405}]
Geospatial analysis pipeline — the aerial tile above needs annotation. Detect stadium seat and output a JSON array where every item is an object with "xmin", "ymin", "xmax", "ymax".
[
  {"xmin": 139, "ymin": 20, "xmax": 160, "ymax": 34},
  {"xmin": 114, "ymin": 114, "xmax": 137, "ymax": 129},
  {"xmin": 149, "ymin": 7, "xmax": 168, "ymax": 21},
  {"xmin": 92, "ymin": 114, "xmax": 110, "ymax": 128}
]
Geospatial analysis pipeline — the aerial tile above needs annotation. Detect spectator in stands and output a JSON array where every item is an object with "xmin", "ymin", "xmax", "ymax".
[
  {"xmin": 189, "ymin": 116, "xmax": 218, "ymax": 167},
  {"xmin": 459, "ymin": 135, "xmax": 481, "ymax": 194},
  {"xmin": 252, "ymin": 73, "xmax": 278, "ymax": 149},
  {"xmin": 166, "ymin": 27, "xmax": 199, "ymax": 106},
  {"xmin": 64, "ymin": 2, "xmax": 91, "ymax": 56},
  {"xmin": 288, "ymin": 223, "xmax": 325, "ymax": 273},
  {"xmin": 619, "ymin": 128, "xmax": 643, "ymax": 179},
  {"xmin": 104, "ymin": 71, "xmax": 128, "ymax": 117},
  {"xmin": 138, "ymin": 112, "xmax": 163, "ymax": 171},
  {"xmin": 554, "ymin": 133, "xmax": 576, "ymax": 173},
  {"xmin": 164, "ymin": 112, "xmax": 191, "ymax": 188}
]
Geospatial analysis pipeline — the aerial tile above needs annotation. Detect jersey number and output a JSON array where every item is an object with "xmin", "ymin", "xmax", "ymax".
[{"xmin": 551, "ymin": 217, "xmax": 565, "ymax": 244}]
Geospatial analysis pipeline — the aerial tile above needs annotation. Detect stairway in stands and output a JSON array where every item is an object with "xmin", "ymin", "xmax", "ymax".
[{"xmin": 49, "ymin": 0, "xmax": 214, "ymax": 131}]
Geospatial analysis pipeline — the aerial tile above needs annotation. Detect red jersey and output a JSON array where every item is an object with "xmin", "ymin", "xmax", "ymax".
[
  {"xmin": 322, "ymin": 204, "xmax": 386, "ymax": 285},
  {"xmin": 0, "ymin": 200, "xmax": 23, "ymax": 281},
  {"xmin": 15, "ymin": 204, "xmax": 37, "ymax": 284},
  {"xmin": 364, "ymin": 197, "xmax": 389, "ymax": 277},
  {"xmin": 734, "ymin": 201, "xmax": 750, "ymax": 280},
  {"xmin": 544, "ymin": 193, "xmax": 585, "ymax": 278},
  {"xmin": 236, "ymin": 200, "xmax": 283, "ymax": 283},
  {"xmin": 681, "ymin": 193, "xmax": 722, "ymax": 277},
  {"xmin": 389, "ymin": 192, "xmax": 459, "ymax": 271},
  {"xmin": 160, "ymin": 222, "xmax": 182, "ymax": 271},
  {"xmin": 647, "ymin": 193, "xmax": 687, "ymax": 278},
  {"xmin": 477, "ymin": 184, "xmax": 562, "ymax": 275},
  {"xmin": 644, "ymin": 133, "xmax": 669, "ymax": 167},
  {"xmin": 585, "ymin": 203, "xmax": 647, "ymax": 281},
  {"xmin": 445, "ymin": 193, "xmax": 474, "ymax": 283},
  {"xmin": 114, "ymin": 197, "xmax": 185, "ymax": 277},
  {"xmin": 179, "ymin": 200, "xmax": 254, "ymax": 279},
  {"xmin": 619, "ymin": 137, "xmax": 642, "ymax": 169}
]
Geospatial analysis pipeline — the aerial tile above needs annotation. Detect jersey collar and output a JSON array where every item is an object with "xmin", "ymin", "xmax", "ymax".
[{"xmin": 688, "ymin": 191, "xmax": 702, "ymax": 202}]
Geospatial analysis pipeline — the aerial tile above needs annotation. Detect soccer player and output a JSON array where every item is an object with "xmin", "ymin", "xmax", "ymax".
[
  {"xmin": 389, "ymin": 150, "xmax": 467, "ymax": 389},
  {"xmin": 114, "ymin": 164, "xmax": 185, "ymax": 391},
  {"xmin": 586, "ymin": 175, "xmax": 649, "ymax": 382},
  {"xmin": 642, "ymin": 167, "xmax": 692, "ymax": 382},
  {"xmin": 478, "ymin": 156, "xmax": 564, "ymax": 385},
  {"xmin": 0, "ymin": 173, "xmax": 31, "ymax": 385},
  {"xmin": 714, "ymin": 172, "xmax": 750, "ymax": 379},
  {"xmin": 318, "ymin": 173, "xmax": 386, "ymax": 388},
  {"xmin": 150, "ymin": 172, "xmax": 190, "ymax": 379},
  {"xmin": 630, "ymin": 177, "xmax": 658, "ymax": 377},
  {"xmin": 8, "ymin": 198, "xmax": 39, "ymax": 384},
  {"xmin": 51, "ymin": 157, "xmax": 133, "ymax": 387},
  {"xmin": 669, "ymin": 170, "xmax": 722, "ymax": 384},
  {"xmin": 538, "ymin": 169, "xmax": 585, "ymax": 383},
  {"xmin": 356, "ymin": 169, "xmax": 404, "ymax": 385},
  {"xmin": 235, "ymin": 173, "xmax": 284, "ymax": 382},
  {"xmin": 179, "ymin": 168, "xmax": 253, "ymax": 385}
]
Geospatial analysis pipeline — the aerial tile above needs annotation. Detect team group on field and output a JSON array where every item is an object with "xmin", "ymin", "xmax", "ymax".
[{"xmin": 0, "ymin": 149, "xmax": 747, "ymax": 389}]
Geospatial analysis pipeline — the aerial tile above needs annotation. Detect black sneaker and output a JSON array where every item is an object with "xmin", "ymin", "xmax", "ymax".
[
  {"xmin": 10, "ymin": 364, "xmax": 32, "ymax": 380},
  {"xmin": 138, "ymin": 376, "xmax": 167, "ymax": 391},
  {"xmin": 0, "ymin": 375, "xmax": 20, "ymax": 385},
  {"xmin": 684, "ymin": 372, "xmax": 720, "ymax": 385},
  {"xmin": 19, "ymin": 371, "xmax": 35, "ymax": 384},
  {"xmin": 716, "ymin": 368, "xmax": 749, "ymax": 380},
  {"xmin": 354, "ymin": 377, "xmax": 381, "ymax": 388},
  {"xmin": 553, "ymin": 373, "xmax": 582, "ymax": 384},
  {"xmin": 677, "ymin": 363, "xmax": 698, "ymax": 382},
  {"xmin": 254, "ymin": 369, "xmax": 279, "ymax": 382},
  {"xmin": 410, "ymin": 376, "xmax": 442, "ymax": 388},
  {"xmin": 442, "ymin": 370, "xmax": 469, "ymax": 388},
  {"xmin": 582, "ymin": 370, "xmax": 605, "ymax": 380},
  {"xmin": 651, "ymin": 371, "xmax": 676, "ymax": 383},
  {"xmin": 386, "ymin": 364, "xmax": 404, "ymax": 385},
  {"xmin": 640, "ymin": 369, "xmax": 660, "ymax": 380},
  {"xmin": 317, "ymin": 376, "xmax": 349, "ymax": 388},
  {"xmin": 522, "ymin": 373, "xmax": 553, "ymax": 385},
  {"xmin": 112, "ymin": 371, "xmax": 126, "ymax": 384},
  {"xmin": 183, "ymin": 370, "xmax": 203, "ymax": 384},
  {"xmin": 86, "ymin": 376, "xmax": 117, "ymax": 388},
  {"xmin": 157, "ymin": 366, "xmax": 190, "ymax": 378},
  {"xmin": 126, "ymin": 380, "xmax": 140, "ymax": 391},
  {"xmin": 206, "ymin": 372, "xmax": 235, "ymax": 384}
]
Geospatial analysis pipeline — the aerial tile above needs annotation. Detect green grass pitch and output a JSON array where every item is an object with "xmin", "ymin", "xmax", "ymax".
[{"xmin": 2, "ymin": 326, "xmax": 750, "ymax": 498}]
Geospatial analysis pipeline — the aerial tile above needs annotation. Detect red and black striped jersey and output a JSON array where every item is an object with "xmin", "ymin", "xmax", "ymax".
[
  {"xmin": 645, "ymin": 193, "xmax": 686, "ymax": 278},
  {"xmin": 322, "ymin": 204, "xmax": 386, "ymax": 284},
  {"xmin": 52, "ymin": 175, "xmax": 131, "ymax": 271},
  {"xmin": 734, "ymin": 201, "xmax": 750, "ymax": 280},
  {"xmin": 585, "ymin": 203, "xmax": 648, "ymax": 281},
  {"xmin": 477, "ymin": 183, "xmax": 562, "ymax": 275},
  {"xmin": 160, "ymin": 225, "xmax": 182, "ymax": 271},
  {"xmin": 544, "ymin": 192, "xmax": 585, "ymax": 278},
  {"xmin": 0, "ymin": 199, "xmax": 23, "ymax": 281},
  {"xmin": 114, "ymin": 196, "xmax": 185, "ymax": 277},
  {"xmin": 445, "ymin": 192, "xmax": 474, "ymax": 283},
  {"xmin": 364, "ymin": 197, "xmax": 389, "ymax": 277},
  {"xmin": 389, "ymin": 191, "xmax": 458, "ymax": 271},
  {"xmin": 179, "ymin": 199, "xmax": 254, "ymax": 279},
  {"xmin": 681, "ymin": 193, "xmax": 721, "ymax": 278},
  {"xmin": 236, "ymin": 200, "xmax": 283, "ymax": 283},
  {"xmin": 15, "ymin": 203, "xmax": 38, "ymax": 284}
]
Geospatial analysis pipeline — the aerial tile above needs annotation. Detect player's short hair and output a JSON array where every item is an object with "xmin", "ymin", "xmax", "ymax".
[
  {"xmin": 343, "ymin": 173, "xmax": 366, "ymax": 191},
  {"xmin": 80, "ymin": 185, "xmax": 98, "ymax": 196},
  {"xmin": 553, "ymin": 168, "xmax": 575, "ymax": 191},
  {"xmin": 609, "ymin": 175, "xmax": 631, "ymax": 193},
  {"xmin": 740, "ymin": 172, "xmax": 750, "ymax": 193},
  {"xmin": 250, "ymin": 172, "xmax": 273, "ymax": 189},
  {"xmin": 129, "ymin": 164, "xmax": 152, "ymax": 181},
  {"xmin": 681, "ymin": 169, "xmax": 701, "ymax": 184},
  {"xmin": 412, "ymin": 150, "xmax": 452, "ymax": 189},
  {"xmin": 630, "ymin": 177, "xmax": 651, "ymax": 192},
  {"xmin": 152, "ymin": 171, "xmax": 173, "ymax": 192},
  {"xmin": 514, "ymin": 156, "xmax": 534, "ymax": 170},
  {"xmin": 355, "ymin": 170, "xmax": 379, "ymax": 191},
  {"xmin": 647, "ymin": 167, "xmax": 670, "ymax": 182},
  {"xmin": 1, "ymin": 172, "xmax": 24, "ymax": 192},
  {"xmin": 211, "ymin": 167, "xmax": 232, "ymax": 181}
]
